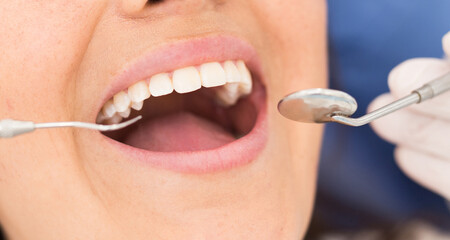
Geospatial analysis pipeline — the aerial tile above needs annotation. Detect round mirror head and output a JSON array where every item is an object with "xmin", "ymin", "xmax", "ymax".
[{"xmin": 278, "ymin": 88, "xmax": 358, "ymax": 123}]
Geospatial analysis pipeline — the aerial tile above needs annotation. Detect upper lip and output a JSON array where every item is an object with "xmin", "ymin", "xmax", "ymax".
[{"xmin": 95, "ymin": 34, "xmax": 263, "ymax": 122}]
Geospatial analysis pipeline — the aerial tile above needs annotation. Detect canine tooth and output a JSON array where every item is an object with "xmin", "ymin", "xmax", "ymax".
[
  {"xmin": 173, "ymin": 67, "xmax": 202, "ymax": 94},
  {"xmin": 223, "ymin": 61, "xmax": 241, "ymax": 83},
  {"xmin": 105, "ymin": 113, "xmax": 123, "ymax": 125},
  {"xmin": 200, "ymin": 62, "xmax": 227, "ymax": 88},
  {"xmin": 113, "ymin": 91, "xmax": 131, "ymax": 113},
  {"xmin": 102, "ymin": 100, "xmax": 117, "ymax": 118},
  {"xmin": 236, "ymin": 60, "xmax": 252, "ymax": 95},
  {"xmin": 118, "ymin": 108, "xmax": 131, "ymax": 118},
  {"xmin": 215, "ymin": 83, "xmax": 240, "ymax": 107},
  {"xmin": 131, "ymin": 101, "xmax": 143, "ymax": 111},
  {"xmin": 128, "ymin": 81, "xmax": 150, "ymax": 102},
  {"xmin": 149, "ymin": 73, "xmax": 174, "ymax": 97}
]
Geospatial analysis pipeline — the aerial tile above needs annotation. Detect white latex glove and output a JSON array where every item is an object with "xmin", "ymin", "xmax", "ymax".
[{"xmin": 369, "ymin": 32, "xmax": 450, "ymax": 200}]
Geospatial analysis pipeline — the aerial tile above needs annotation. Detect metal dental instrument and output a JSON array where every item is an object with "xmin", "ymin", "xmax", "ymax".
[
  {"xmin": 278, "ymin": 72, "xmax": 450, "ymax": 127},
  {"xmin": 0, "ymin": 115, "xmax": 142, "ymax": 138}
]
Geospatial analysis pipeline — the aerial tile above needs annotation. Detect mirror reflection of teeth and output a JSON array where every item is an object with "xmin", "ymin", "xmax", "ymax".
[{"xmin": 97, "ymin": 60, "xmax": 253, "ymax": 124}]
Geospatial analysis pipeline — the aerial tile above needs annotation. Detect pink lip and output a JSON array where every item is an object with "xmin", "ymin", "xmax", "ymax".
[{"xmin": 95, "ymin": 35, "xmax": 268, "ymax": 173}]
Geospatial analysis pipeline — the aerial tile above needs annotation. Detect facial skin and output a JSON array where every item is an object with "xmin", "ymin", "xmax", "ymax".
[{"xmin": 0, "ymin": 1, "xmax": 326, "ymax": 239}]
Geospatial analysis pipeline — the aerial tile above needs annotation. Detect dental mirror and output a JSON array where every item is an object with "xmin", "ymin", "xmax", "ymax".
[
  {"xmin": 277, "ymin": 88, "xmax": 357, "ymax": 123},
  {"xmin": 278, "ymin": 72, "xmax": 450, "ymax": 127}
]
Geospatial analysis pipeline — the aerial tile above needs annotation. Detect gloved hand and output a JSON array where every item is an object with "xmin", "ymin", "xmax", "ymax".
[{"xmin": 369, "ymin": 32, "xmax": 450, "ymax": 200}]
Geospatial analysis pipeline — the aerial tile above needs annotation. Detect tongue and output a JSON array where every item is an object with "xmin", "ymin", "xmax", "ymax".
[{"xmin": 122, "ymin": 112, "xmax": 235, "ymax": 152}]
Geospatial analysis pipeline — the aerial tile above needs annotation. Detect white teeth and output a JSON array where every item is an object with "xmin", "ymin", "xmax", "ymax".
[
  {"xmin": 236, "ymin": 60, "xmax": 252, "ymax": 95},
  {"xmin": 131, "ymin": 101, "xmax": 143, "ymax": 111},
  {"xmin": 215, "ymin": 83, "xmax": 240, "ymax": 106},
  {"xmin": 118, "ymin": 108, "xmax": 131, "ymax": 118},
  {"xmin": 128, "ymin": 81, "xmax": 149, "ymax": 113},
  {"xmin": 102, "ymin": 100, "xmax": 117, "ymax": 118},
  {"xmin": 98, "ymin": 60, "xmax": 253, "ymax": 123},
  {"xmin": 215, "ymin": 61, "xmax": 252, "ymax": 107},
  {"xmin": 172, "ymin": 67, "xmax": 202, "ymax": 94},
  {"xmin": 105, "ymin": 113, "xmax": 123, "ymax": 125},
  {"xmin": 128, "ymin": 81, "xmax": 150, "ymax": 103},
  {"xmin": 96, "ymin": 112, "xmax": 108, "ymax": 123},
  {"xmin": 200, "ymin": 62, "xmax": 227, "ymax": 88},
  {"xmin": 113, "ymin": 91, "xmax": 131, "ymax": 113},
  {"xmin": 149, "ymin": 73, "xmax": 173, "ymax": 97},
  {"xmin": 223, "ymin": 60, "xmax": 241, "ymax": 84}
]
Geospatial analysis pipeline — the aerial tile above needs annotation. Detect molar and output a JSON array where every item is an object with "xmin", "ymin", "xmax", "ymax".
[
  {"xmin": 113, "ymin": 91, "xmax": 131, "ymax": 113},
  {"xmin": 118, "ymin": 108, "xmax": 131, "ymax": 118},
  {"xmin": 215, "ymin": 83, "xmax": 240, "ymax": 107},
  {"xmin": 96, "ymin": 112, "xmax": 108, "ymax": 124},
  {"xmin": 102, "ymin": 100, "xmax": 117, "ymax": 118},
  {"xmin": 105, "ymin": 113, "xmax": 123, "ymax": 125}
]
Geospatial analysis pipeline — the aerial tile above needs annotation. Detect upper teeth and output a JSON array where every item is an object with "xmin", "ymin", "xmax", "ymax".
[{"xmin": 98, "ymin": 60, "xmax": 253, "ymax": 124}]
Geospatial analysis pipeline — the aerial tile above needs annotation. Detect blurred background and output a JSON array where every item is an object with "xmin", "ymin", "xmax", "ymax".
[{"xmin": 307, "ymin": 0, "xmax": 450, "ymax": 238}]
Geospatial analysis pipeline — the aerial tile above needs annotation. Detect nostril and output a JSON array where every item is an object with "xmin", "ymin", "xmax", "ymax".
[
  {"xmin": 121, "ymin": 0, "xmax": 163, "ymax": 15},
  {"xmin": 121, "ymin": 0, "xmax": 212, "ymax": 18},
  {"xmin": 147, "ymin": 0, "xmax": 163, "ymax": 4}
]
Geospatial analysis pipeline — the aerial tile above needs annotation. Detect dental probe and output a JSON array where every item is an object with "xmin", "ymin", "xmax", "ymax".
[
  {"xmin": 278, "ymin": 71, "xmax": 450, "ymax": 127},
  {"xmin": 0, "ymin": 115, "xmax": 142, "ymax": 138}
]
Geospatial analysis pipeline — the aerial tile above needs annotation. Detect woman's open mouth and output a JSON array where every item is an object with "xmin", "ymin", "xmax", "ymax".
[{"xmin": 95, "ymin": 36, "xmax": 268, "ymax": 173}]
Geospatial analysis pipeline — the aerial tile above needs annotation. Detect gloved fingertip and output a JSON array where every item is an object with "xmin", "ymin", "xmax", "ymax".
[
  {"xmin": 443, "ymin": 31, "xmax": 450, "ymax": 58},
  {"xmin": 387, "ymin": 58, "xmax": 449, "ymax": 98}
]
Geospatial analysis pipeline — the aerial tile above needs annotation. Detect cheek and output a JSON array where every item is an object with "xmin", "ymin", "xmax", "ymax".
[
  {"xmin": 0, "ymin": 1, "xmax": 108, "ymax": 213},
  {"xmin": 0, "ymin": 1, "xmax": 105, "ymax": 120},
  {"xmin": 248, "ymin": 0, "xmax": 327, "ymax": 156},
  {"xmin": 250, "ymin": 0, "xmax": 327, "ymax": 89},
  {"xmin": 251, "ymin": 0, "xmax": 326, "ymax": 229},
  {"xmin": 252, "ymin": 0, "xmax": 327, "ymax": 151}
]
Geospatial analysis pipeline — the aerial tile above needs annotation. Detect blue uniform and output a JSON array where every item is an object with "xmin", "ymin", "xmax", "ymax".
[{"xmin": 314, "ymin": 0, "xmax": 450, "ymax": 229}]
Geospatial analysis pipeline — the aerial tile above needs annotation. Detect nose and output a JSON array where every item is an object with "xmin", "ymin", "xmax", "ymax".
[{"xmin": 121, "ymin": 0, "xmax": 211, "ymax": 15}]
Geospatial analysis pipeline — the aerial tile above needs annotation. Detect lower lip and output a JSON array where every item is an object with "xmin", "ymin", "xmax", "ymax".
[{"xmin": 101, "ymin": 88, "xmax": 267, "ymax": 173}]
